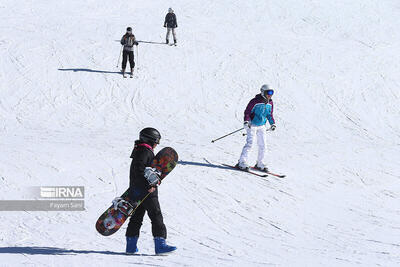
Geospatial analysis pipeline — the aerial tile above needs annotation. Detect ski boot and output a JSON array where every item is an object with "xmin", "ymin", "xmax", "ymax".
[
  {"xmin": 254, "ymin": 163, "xmax": 268, "ymax": 172},
  {"xmin": 154, "ymin": 237, "xmax": 177, "ymax": 254},
  {"xmin": 166, "ymin": 39, "xmax": 169, "ymax": 44},
  {"xmin": 126, "ymin": 236, "xmax": 139, "ymax": 254},
  {"xmin": 122, "ymin": 68, "xmax": 127, "ymax": 78},
  {"xmin": 235, "ymin": 162, "xmax": 249, "ymax": 171},
  {"xmin": 130, "ymin": 68, "xmax": 134, "ymax": 78}
]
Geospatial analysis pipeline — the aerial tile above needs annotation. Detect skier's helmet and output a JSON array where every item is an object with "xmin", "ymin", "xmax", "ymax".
[
  {"xmin": 126, "ymin": 27, "xmax": 132, "ymax": 33},
  {"xmin": 260, "ymin": 84, "xmax": 274, "ymax": 99},
  {"xmin": 139, "ymin": 127, "xmax": 161, "ymax": 145},
  {"xmin": 168, "ymin": 7, "xmax": 173, "ymax": 13}
]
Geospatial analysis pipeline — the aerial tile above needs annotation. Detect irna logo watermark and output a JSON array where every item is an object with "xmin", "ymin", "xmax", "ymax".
[
  {"xmin": 40, "ymin": 186, "xmax": 84, "ymax": 199},
  {"xmin": 0, "ymin": 186, "xmax": 85, "ymax": 211}
]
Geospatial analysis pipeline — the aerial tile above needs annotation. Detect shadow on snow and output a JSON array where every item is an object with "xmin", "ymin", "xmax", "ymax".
[
  {"xmin": 178, "ymin": 160, "xmax": 230, "ymax": 170},
  {"xmin": 0, "ymin": 246, "xmax": 156, "ymax": 256},
  {"xmin": 114, "ymin": 40, "xmax": 167, "ymax": 45},
  {"xmin": 58, "ymin": 68, "xmax": 121, "ymax": 74}
]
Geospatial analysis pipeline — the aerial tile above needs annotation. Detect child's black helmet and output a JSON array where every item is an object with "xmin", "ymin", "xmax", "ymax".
[{"xmin": 139, "ymin": 128, "xmax": 161, "ymax": 144}]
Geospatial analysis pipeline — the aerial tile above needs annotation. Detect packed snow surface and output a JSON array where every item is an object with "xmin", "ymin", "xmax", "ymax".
[{"xmin": 0, "ymin": 0, "xmax": 399, "ymax": 266}]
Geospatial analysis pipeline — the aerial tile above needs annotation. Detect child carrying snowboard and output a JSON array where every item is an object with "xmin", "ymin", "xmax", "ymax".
[{"xmin": 125, "ymin": 127, "xmax": 177, "ymax": 254}]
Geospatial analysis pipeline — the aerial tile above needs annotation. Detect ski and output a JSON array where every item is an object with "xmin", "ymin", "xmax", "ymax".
[
  {"xmin": 265, "ymin": 171, "xmax": 285, "ymax": 178},
  {"xmin": 221, "ymin": 164, "xmax": 268, "ymax": 177},
  {"xmin": 250, "ymin": 167, "xmax": 286, "ymax": 178}
]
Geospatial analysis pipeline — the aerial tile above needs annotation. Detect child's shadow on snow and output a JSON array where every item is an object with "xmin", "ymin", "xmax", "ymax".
[{"xmin": 0, "ymin": 246, "xmax": 156, "ymax": 256}]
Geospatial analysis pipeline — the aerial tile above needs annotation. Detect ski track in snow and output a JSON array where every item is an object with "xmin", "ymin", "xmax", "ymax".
[{"xmin": 0, "ymin": 0, "xmax": 399, "ymax": 266}]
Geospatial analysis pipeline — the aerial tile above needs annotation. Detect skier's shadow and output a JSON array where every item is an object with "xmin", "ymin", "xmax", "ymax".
[
  {"xmin": 138, "ymin": 40, "xmax": 167, "ymax": 45},
  {"xmin": 0, "ymin": 246, "xmax": 155, "ymax": 256},
  {"xmin": 58, "ymin": 68, "xmax": 121, "ymax": 74},
  {"xmin": 178, "ymin": 160, "xmax": 229, "ymax": 170},
  {"xmin": 114, "ymin": 40, "xmax": 166, "ymax": 45}
]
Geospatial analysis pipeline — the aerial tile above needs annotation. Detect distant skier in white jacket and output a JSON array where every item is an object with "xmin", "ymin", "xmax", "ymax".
[{"xmin": 236, "ymin": 84, "xmax": 276, "ymax": 171}]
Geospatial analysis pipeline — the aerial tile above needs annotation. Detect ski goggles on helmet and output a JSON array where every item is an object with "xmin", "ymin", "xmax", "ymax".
[{"xmin": 265, "ymin": 89, "xmax": 274, "ymax": 96}]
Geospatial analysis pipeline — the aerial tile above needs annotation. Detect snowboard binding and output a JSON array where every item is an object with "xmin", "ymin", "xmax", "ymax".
[{"xmin": 112, "ymin": 197, "xmax": 136, "ymax": 216}]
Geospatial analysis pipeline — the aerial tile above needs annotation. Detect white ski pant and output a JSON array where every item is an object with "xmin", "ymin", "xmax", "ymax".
[
  {"xmin": 166, "ymin": 28, "xmax": 177, "ymax": 42},
  {"xmin": 239, "ymin": 125, "xmax": 267, "ymax": 166}
]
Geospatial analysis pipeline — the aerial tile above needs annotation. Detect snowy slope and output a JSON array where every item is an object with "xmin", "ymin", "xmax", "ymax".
[{"xmin": 0, "ymin": 0, "xmax": 399, "ymax": 266}]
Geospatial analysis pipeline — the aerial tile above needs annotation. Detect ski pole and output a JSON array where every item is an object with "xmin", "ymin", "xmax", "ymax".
[
  {"xmin": 136, "ymin": 44, "xmax": 139, "ymax": 71},
  {"xmin": 211, "ymin": 128, "xmax": 244, "ymax": 143},
  {"xmin": 116, "ymin": 45, "xmax": 123, "ymax": 68}
]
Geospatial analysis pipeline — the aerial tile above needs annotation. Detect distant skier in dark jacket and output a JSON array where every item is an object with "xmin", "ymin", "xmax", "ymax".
[
  {"xmin": 164, "ymin": 8, "xmax": 178, "ymax": 45},
  {"xmin": 120, "ymin": 26, "xmax": 138, "ymax": 77},
  {"xmin": 125, "ymin": 127, "xmax": 177, "ymax": 255}
]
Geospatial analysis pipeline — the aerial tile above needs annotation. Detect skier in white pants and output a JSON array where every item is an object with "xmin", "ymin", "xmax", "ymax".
[{"xmin": 236, "ymin": 84, "xmax": 276, "ymax": 171}]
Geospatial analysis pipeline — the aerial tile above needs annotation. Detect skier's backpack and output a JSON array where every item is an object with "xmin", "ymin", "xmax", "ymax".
[{"xmin": 124, "ymin": 34, "xmax": 135, "ymax": 47}]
